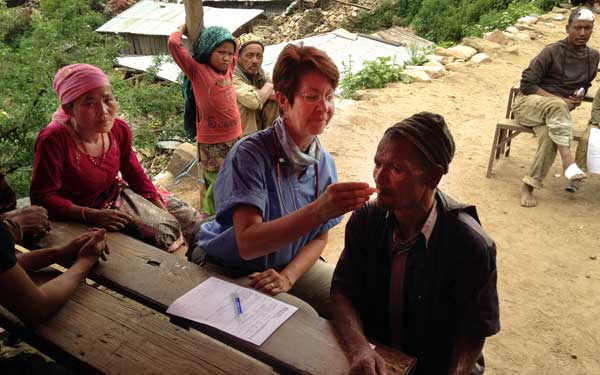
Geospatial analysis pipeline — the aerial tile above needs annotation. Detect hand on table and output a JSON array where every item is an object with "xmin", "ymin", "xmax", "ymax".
[
  {"xmin": 86, "ymin": 208, "xmax": 132, "ymax": 231},
  {"xmin": 248, "ymin": 268, "xmax": 293, "ymax": 295},
  {"xmin": 314, "ymin": 182, "xmax": 378, "ymax": 222},
  {"xmin": 77, "ymin": 229, "xmax": 109, "ymax": 263},
  {"xmin": 9, "ymin": 205, "xmax": 51, "ymax": 239},
  {"xmin": 350, "ymin": 345, "xmax": 387, "ymax": 375}
]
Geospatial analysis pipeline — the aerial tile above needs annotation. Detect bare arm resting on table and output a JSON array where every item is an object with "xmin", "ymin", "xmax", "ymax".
[
  {"xmin": 0, "ymin": 230, "xmax": 108, "ymax": 326},
  {"xmin": 249, "ymin": 231, "xmax": 328, "ymax": 295},
  {"xmin": 331, "ymin": 293, "xmax": 388, "ymax": 375}
]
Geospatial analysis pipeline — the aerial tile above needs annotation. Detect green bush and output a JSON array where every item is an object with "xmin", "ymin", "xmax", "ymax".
[
  {"xmin": 347, "ymin": 0, "xmax": 559, "ymax": 43},
  {"xmin": 340, "ymin": 56, "xmax": 414, "ymax": 99},
  {"xmin": 464, "ymin": 1, "xmax": 541, "ymax": 37}
]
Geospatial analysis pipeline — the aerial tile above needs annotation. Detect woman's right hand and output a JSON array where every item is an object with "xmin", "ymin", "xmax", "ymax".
[
  {"xmin": 86, "ymin": 208, "xmax": 132, "ymax": 231},
  {"xmin": 177, "ymin": 23, "xmax": 188, "ymax": 36},
  {"xmin": 313, "ymin": 182, "xmax": 378, "ymax": 222},
  {"xmin": 77, "ymin": 229, "xmax": 109, "ymax": 263}
]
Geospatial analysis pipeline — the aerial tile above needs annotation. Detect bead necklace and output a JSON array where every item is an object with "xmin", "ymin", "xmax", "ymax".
[{"xmin": 71, "ymin": 125, "xmax": 106, "ymax": 167}]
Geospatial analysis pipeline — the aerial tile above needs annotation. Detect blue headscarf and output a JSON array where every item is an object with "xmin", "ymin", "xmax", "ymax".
[{"xmin": 182, "ymin": 26, "xmax": 236, "ymax": 139}]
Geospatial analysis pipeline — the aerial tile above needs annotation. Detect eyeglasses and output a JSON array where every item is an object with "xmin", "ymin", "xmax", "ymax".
[{"xmin": 299, "ymin": 92, "xmax": 336, "ymax": 104}]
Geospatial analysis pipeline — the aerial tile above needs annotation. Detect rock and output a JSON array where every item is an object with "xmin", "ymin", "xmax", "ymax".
[
  {"xmin": 426, "ymin": 54, "xmax": 453, "ymax": 65},
  {"xmin": 423, "ymin": 60, "xmax": 444, "ymax": 68},
  {"xmin": 402, "ymin": 69, "xmax": 432, "ymax": 82},
  {"xmin": 471, "ymin": 53, "xmax": 492, "ymax": 64},
  {"xmin": 351, "ymin": 89, "xmax": 379, "ymax": 101},
  {"xmin": 505, "ymin": 26, "xmax": 520, "ymax": 34},
  {"xmin": 544, "ymin": 22, "xmax": 555, "ymax": 28},
  {"xmin": 552, "ymin": 6, "xmax": 569, "ymax": 14},
  {"xmin": 462, "ymin": 36, "xmax": 502, "ymax": 54},
  {"xmin": 506, "ymin": 31, "xmax": 532, "ymax": 42},
  {"xmin": 553, "ymin": 14, "xmax": 564, "ymax": 21},
  {"xmin": 403, "ymin": 65, "xmax": 445, "ymax": 79},
  {"xmin": 435, "ymin": 45, "xmax": 477, "ymax": 60},
  {"xmin": 539, "ymin": 13, "xmax": 555, "ymax": 21},
  {"xmin": 515, "ymin": 23, "xmax": 536, "ymax": 31},
  {"xmin": 560, "ymin": 3, "xmax": 573, "ymax": 9},
  {"xmin": 501, "ymin": 45, "xmax": 520, "ymax": 56},
  {"xmin": 444, "ymin": 62, "xmax": 470, "ymax": 73},
  {"xmin": 518, "ymin": 15, "xmax": 538, "ymax": 25},
  {"xmin": 484, "ymin": 29, "xmax": 510, "ymax": 45}
]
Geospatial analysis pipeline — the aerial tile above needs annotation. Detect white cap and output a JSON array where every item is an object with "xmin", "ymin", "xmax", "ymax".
[{"xmin": 576, "ymin": 8, "xmax": 595, "ymax": 22}]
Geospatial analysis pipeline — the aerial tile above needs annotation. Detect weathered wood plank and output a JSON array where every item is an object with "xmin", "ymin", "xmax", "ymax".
[
  {"xmin": 38, "ymin": 221, "xmax": 417, "ymax": 375},
  {"xmin": 0, "ymin": 281, "xmax": 275, "ymax": 375}
]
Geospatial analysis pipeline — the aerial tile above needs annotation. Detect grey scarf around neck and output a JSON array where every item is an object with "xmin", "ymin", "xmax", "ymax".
[{"xmin": 273, "ymin": 117, "xmax": 321, "ymax": 172}]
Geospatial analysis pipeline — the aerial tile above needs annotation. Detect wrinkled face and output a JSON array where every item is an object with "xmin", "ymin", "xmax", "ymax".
[
  {"xmin": 209, "ymin": 42, "xmax": 235, "ymax": 73},
  {"xmin": 66, "ymin": 85, "xmax": 116, "ymax": 134},
  {"xmin": 277, "ymin": 70, "xmax": 335, "ymax": 147},
  {"xmin": 239, "ymin": 43, "xmax": 264, "ymax": 76},
  {"xmin": 566, "ymin": 19, "xmax": 594, "ymax": 47},
  {"xmin": 373, "ymin": 136, "xmax": 437, "ymax": 212}
]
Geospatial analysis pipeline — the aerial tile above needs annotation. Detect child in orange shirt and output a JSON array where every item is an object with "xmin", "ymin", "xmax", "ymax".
[{"xmin": 168, "ymin": 25, "xmax": 242, "ymax": 215}]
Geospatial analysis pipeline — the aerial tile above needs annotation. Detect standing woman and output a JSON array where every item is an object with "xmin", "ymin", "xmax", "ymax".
[
  {"xmin": 168, "ymin": 24, "xmax": 242, "ymax": 216},
  {"xmin": 190, "ymin": 45, "xmax": 376, "ymax": 318},
  {"xmin": 30, "ymin": 64, "xmax": 188, "ymax": 251}
]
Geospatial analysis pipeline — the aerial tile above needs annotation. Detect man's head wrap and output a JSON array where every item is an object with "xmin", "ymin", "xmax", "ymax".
[
  {"xmin": 384, "ymin": 112, "xmax": 455, "ymax": 174},
  {"xmin": 569, "ymin": 7, "xmax": 595, "ymax": 25},
  {"xmin": 239, "ymin": 40, "xmax": 265, "ymax": 56},
  {"xmin": 51, "ymin": 63, "xmax": 110, "ymax": 124},
  {"xmin": 182, "ymin": 26, "xmax": 236, "ymax": 139}
]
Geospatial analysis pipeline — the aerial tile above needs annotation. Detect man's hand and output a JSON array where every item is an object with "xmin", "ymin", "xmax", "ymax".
[
  {"xmin": 248, "ymin": 268, "xmax": 293, "ymax": 295},
  {"xmin": 9, "ymin": 206, "xmax": 51, "ymax": 239},
  {"xmin": 350, "ymin": 345, "xmax": 387, "ymax": 375},
  {"xmin": 313, "ymin": 182, "xmax": 378, "ymax": 223},
  {"xmin": 564, "ymin": 96, "xmax": 584, "ymax": 110},
  {"xmin": 86, "ymin": 208, "xmax": 132, "ymax": 231}
]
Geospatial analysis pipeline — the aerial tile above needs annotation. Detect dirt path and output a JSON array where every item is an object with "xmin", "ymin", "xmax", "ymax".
[{"xmin": 316, "ymin": 22, "xmax": 600, "ymax": 375}]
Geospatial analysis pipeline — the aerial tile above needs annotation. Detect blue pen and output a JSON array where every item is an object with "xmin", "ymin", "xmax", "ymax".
[{"xmin": 232, "ymin": 293, "xmax": 243, "ymax": 316}]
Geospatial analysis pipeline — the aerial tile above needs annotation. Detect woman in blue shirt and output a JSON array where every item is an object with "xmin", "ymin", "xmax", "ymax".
[{"xmin": 191, "ymin": 45, "xmax": 376, "ymax": 318}]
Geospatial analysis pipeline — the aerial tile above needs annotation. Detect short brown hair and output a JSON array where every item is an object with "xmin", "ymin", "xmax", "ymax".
[{"xmin": 272, "ymin": 44, "xmax": 339, "ymax": 106}]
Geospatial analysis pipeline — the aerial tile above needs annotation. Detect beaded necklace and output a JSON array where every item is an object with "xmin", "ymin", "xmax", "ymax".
[{"xmin": 72, "ymin": 125, "xmax": 106, "ymax": 167}]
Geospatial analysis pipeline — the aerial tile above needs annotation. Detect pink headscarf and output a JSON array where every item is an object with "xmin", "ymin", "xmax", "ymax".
[{"xmin": 51, "ymin": 64, "xmax": 111, "ymax": 124}]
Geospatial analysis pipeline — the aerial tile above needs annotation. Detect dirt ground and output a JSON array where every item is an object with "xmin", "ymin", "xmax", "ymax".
[{"xmin": 169, "ymin": 18, "xmax": 600, "ymax": 375}]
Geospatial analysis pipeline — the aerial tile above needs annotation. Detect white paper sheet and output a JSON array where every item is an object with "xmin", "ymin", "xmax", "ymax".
[
  {"xmin": 587, "ymin": 127, "xmax": 600, "ymax": 174},
  {"xmin": 166, "ymin": 277, "xmax": 298, "ymax": 346}
]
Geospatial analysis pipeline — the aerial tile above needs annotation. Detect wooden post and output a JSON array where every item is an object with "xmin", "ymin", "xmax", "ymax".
[{"xmin": 184, "ymin": 0, "xmax": 203, "ymax": 52}]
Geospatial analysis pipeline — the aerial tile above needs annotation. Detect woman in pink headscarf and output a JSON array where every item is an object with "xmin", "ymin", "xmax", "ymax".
[{"xmin": 30, "ymin": 64, "xmax": 191, "ymax": 251}]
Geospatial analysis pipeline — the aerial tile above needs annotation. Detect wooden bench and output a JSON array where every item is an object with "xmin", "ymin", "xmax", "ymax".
[
  {"xmin": 0, "ymin": 267, "xmax": 275, "ymax": 374},
  {"xmin": 486, "ymin": 87, "xmax": 586, "ymax": 178},
  {"xmin": 34, "ymin": 221, "xmax": 417, "ymax": 375}
]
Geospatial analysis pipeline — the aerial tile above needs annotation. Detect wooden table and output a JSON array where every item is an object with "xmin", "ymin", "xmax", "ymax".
[
  {"xmin": 31, "ymin": 221, "xmax": 417, "ymax": 374},
  {"xmin": 0, "ymin": 269, "xmax": 275, "ymax": 374}
]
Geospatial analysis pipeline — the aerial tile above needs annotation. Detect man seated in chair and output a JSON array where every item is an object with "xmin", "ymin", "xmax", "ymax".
[
  {"xmin": 513, "ymin": 7, "xmax": 599, "ymax": 207},
  {"xmin": 330, "ymin": 112, "xmax": 500, "ymax": 375}
]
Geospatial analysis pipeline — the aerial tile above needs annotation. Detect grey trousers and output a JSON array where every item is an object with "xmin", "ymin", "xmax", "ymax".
[{"xmin": 513, "ymin": 94, "xmax": 574, "ymax": 189}]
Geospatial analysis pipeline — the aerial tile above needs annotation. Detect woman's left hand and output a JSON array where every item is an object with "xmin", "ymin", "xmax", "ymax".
[{"xmin": 248, "ymin": 268, "xmax": 293, "ymax": 295}]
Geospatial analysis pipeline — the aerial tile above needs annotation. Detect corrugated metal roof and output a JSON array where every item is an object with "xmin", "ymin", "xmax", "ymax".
[
  {"xmin": 97, "ymin": 0, "xmax": 263, "ymax": 35},
  {"xmin": 116, "ymin": 29, "xmax": 413, "ymax": 83}
]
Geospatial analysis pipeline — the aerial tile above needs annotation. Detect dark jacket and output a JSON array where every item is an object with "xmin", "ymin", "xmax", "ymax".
[
  {"xmin": 520, "ymin": 38, "xmax": 600, "ymax": 98},
  {"xmin": 331, "ymin": 191, "xmax": 500, "ymax": 375}
]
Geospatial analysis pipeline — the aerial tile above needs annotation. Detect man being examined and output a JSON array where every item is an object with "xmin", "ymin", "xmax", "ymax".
[
  {"xmin": 233, "ymin": 39, "xmax": 279, "ymax": 135},
  {"xmin": 331, "ymin": 112, "xmax": 500, "ymax": 375},
  {"xmin": 514, "ymin": 7, "xmax": 599, "ymax": 207}
]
